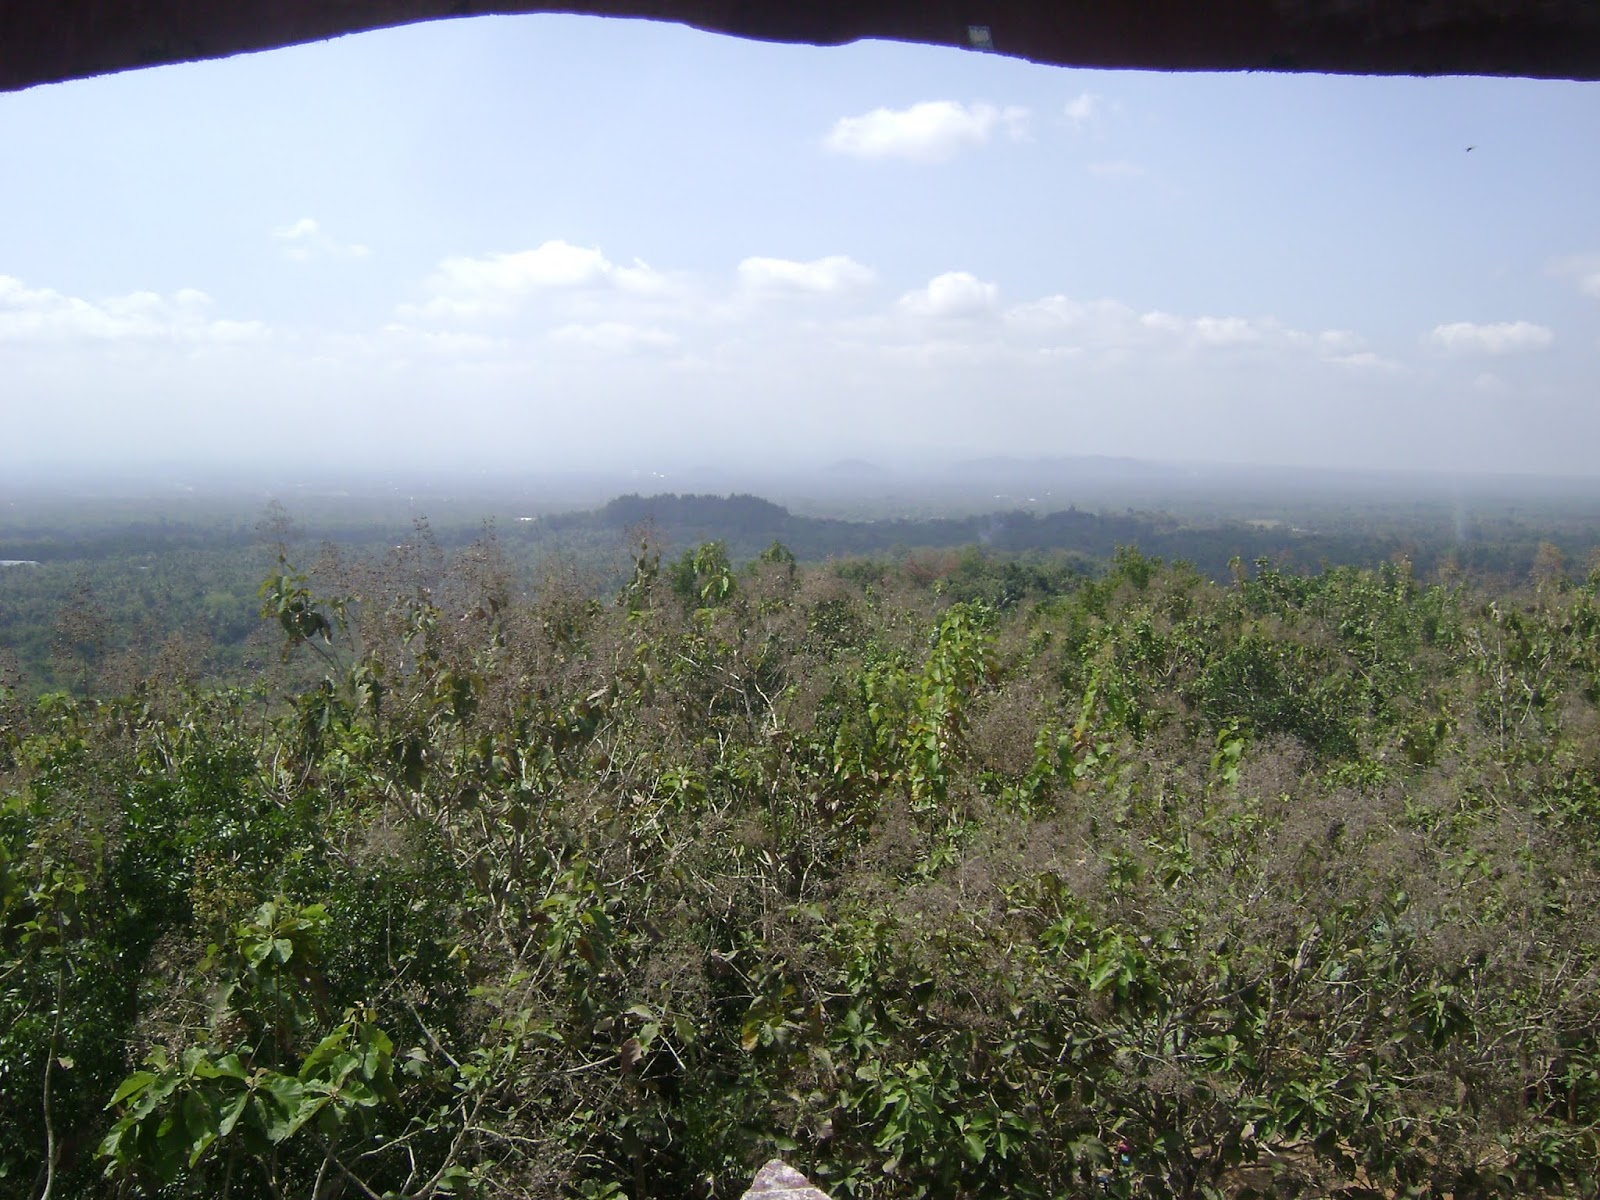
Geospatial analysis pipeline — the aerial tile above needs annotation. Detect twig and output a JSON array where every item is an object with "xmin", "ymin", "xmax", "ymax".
[{"xmin": 38, "ymin": 949, "xmax": 65, "ymax": 1200}]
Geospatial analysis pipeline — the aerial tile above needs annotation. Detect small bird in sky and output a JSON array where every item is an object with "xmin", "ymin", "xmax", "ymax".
[{"xmin": 1465, "ymin": 145, "xmax": 1476, "ymax": 152}]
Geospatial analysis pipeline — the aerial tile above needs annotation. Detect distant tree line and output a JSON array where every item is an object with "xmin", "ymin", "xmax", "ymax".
[{"xmin": 4, "ymin": 491, "xmax": 1597, "ymax": 698}]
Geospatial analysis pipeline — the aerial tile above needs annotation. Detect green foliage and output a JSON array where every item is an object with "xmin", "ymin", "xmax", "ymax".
[{"xmin": 2, "ymin": 536, "xmax": 1599, "ymax": 1200}]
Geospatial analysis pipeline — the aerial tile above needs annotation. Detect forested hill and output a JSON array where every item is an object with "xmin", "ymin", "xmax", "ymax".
[
  {"xmin": 557, "ymin": 492, "xmax": 1291, "ymax": 579},
  {"xmin": 580, "ymin": 494, "xmax": 1272, "ymax": 577},
  {"xmin": 538, "ymin": 492, "xmax": 1522, "ymax": 581},
  {"xmin": 4, "ymin": 487, "xmax": 1596, "ymax": 698}
]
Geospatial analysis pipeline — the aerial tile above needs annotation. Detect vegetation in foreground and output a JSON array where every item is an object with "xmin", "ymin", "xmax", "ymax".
[{"xmin": 1, "ymin": 530, "xmax": 1598, "ymax": 1199}]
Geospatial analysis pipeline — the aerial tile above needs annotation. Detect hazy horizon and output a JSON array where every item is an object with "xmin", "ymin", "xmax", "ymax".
[
  {"xmin": 2, "ymin": 15, "xmax": 1597, "ymax": 478},
  {"xmin": 10, "ymin": 451, "xmax": 1600, "ymax": 531}
]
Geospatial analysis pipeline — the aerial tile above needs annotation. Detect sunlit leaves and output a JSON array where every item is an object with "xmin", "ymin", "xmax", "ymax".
[{"xmin": 9, "ymin": 543, "xmax": 1600, "ymax": 1197}]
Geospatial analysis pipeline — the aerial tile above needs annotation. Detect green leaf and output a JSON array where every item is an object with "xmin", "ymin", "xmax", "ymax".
[
  {"xmin": 107, "ymin": 1071, "xmax": 158, "ymax": 1108},
  {"xmin": 217, "ymin": 1090, "xmax": 249, "ymax": 1139},
  {"xmin": 357, "ymin": 1022, "xmax": 395, "ymax": 1080},
  {"xmin": 182, "ymin": 1090, "xmax": 219, "ymax": 1167},
  {"xmin": 260, "ymin": 1075, "xmax": 308, "ymax": 1142},
  {"xmin": 193, "ymin": 1053, "xmax": 248, "ymax": 1082},
  {"xmin": 300, "ymin": 1028, "xmax": 352, "ymax": 1080}
]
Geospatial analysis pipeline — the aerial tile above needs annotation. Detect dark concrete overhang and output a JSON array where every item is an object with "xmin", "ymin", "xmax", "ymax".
[{"xmin": 3, "ymin": 0, "xmax": 1600, "ymax": 94}]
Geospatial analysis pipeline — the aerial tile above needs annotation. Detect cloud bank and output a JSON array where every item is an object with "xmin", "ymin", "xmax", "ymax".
[
  {"xmin": 737, "ymin": 255, "xmax": 875, "ymax": 295},
  {"xmin": 4, "ymin": 240, "xmax": 1591, "ymax": 475},
  {"xmin": 404, "ymin": 240, "xmax": 668, "ymax": 320},
  {"xmin": 0, "ymin": 276, "xmax": 267, "ymax": 344},
  {"xmin": 1427, "ymin": 320, "xmax": 1554, "ymax": 354}
]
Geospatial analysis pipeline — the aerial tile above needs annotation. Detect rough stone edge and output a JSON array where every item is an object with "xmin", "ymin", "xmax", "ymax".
[{"xmin": 740, "ymin": 1158, "xmax": 832, "ymax": 1200}]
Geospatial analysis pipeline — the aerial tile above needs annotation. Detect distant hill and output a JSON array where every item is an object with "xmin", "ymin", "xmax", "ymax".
[{"xmin": 527, "ymin": 491, "xmax": 1427, "ymax": 581}]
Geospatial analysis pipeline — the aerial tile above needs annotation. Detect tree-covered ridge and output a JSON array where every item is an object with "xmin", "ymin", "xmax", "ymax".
[
  {"xmin": 1, "ymin": 536, "xmax": 1597, "ymax": 1198},
  {"xmin": 6, "ymin": 490, "xmax": 1599, "ymax": 697},
  {"xmin": 580, "ymin": 492, "xmax": 1594, "ymax": 582}
]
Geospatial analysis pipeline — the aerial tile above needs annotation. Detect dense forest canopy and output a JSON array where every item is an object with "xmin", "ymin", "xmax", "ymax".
[
  {"xmin": 2, "ymin": 493, "xmax": 1599, "ymax": 1198},
  {"xmin": 6, "ymin": 486, "xmax": 1600, "ymax": 699}
]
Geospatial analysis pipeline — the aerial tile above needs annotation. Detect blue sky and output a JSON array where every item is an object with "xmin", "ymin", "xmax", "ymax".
[{"xmin": 1, "ymin": 14, "xmax": 1596, "ymax": 476}]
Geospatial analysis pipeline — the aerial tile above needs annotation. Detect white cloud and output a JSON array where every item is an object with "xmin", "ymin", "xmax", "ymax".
[
  {"xmin": 824, "ymin": 101, "xmax": 1029, "ymax": 163},
  {"xmin": 1549, "ymin": 254, "xmax": 1600, "ymax": 300},
  {"xmin": 275, "ymin": 217, "xmax": 319, "ymax": 240},
  {"xmin": 1005, "ymin": 299, "xmax": 1389, "ymax": 370},
  {"xmin": 899, "ymin": 272, "xmax": 999, "ymax": 318},
  {"xmin": 404, "ymin": 240, "xmax": 667, "ymax": 319},
  {"xmin": 1196, "ymin": 316, "xmax": 1265, "ymax": 346},
  {"xmin": 272, "ymin": 216, "xmax": 370, "ymax": 261},
  {"xmin": 1427, "ymin": 320, "xmax": 1554, "ymax": 354},
  {"xmin": 1006, "ymin": 295, "xmax": 1132, "ymax": 328},
  {"xmin": 1064, "ymin": 92, "xmax": 1102, "ymax": 129},
  {"xmin": 1328, "ymin": 350, "xmax": 1400, "ymax": 371},
  {"xmin": 737, "ymin": 255, "xmax": 875, "ymax": 295},
  {"xmin": 1561, "ymin": 259, "xmax": 1600, "ymax": 300},
  {"xmin": 1129, "ymin": 314, "xmax": 1402, "ymax": 369},
  {"xmin": 549, "ymin": 322, "xmax": 679, "ymax": 354},
  {"xmin": 1136, "ymin": 311, "xmax": 1185, "ymax": 337},
  {"xmin": 1140, "ymin": 310, "xmax": 1276, "ymax": 348},
  {"xmin": 0, "ymin": 275, "xmax": 267, "ymax": 344}
]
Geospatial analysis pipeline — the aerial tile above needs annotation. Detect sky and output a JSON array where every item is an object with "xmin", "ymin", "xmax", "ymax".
[{"xmin": 0, "ymin": 14, "xmax": 1597, "ymax": 479}]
